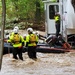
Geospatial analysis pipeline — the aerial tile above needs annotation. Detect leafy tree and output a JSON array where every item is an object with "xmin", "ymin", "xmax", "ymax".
[
  {"xmin": 1, "ymin": 0, "xmax": 45, "ymax": 30},
  {"xmin": 6, "ymin": 0, "xmax": 44, "ymax": 21}
]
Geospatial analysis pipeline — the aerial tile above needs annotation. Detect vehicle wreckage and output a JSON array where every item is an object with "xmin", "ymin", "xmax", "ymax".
[{"xmin": 3, "ymin": 34, "xmax": 75, "ymax": 55}]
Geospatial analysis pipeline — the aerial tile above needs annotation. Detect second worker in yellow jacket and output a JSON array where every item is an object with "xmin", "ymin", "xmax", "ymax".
[{"xmin": 26, "ymin": 28, "xmax": 38, "ymax": 60}]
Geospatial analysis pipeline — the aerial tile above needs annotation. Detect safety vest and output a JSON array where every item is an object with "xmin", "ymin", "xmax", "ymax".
[
  {"xmin": 26, "ymin": 34, "xmax": 38, "ymax": 46},
  {"xmin": 8, "ymin": 33, "xmax": 24, "ymax": 47},
  {"xmin": 54, "ymin": 15, "xmax": 60, "ymax": 22}
]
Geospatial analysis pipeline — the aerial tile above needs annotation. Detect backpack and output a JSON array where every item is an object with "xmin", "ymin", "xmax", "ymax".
[
  {"xmin": 13, "ymin": 33, "xmax": 21, "ymax": 44},
  {"xmin": 29, "ymin": 34, "xmax": 36, "ymax": 43}
]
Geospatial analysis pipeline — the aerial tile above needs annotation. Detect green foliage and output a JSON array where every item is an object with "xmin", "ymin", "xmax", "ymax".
[
  {"xmin": 5, "ymin": 0, "xmax": 44, "ymax": 20},
  {"xmin": 1, "ymin": 0, "xmax": 45, "ymax": 30}
]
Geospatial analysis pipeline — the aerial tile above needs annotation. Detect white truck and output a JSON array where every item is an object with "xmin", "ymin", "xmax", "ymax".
[{"xmin": 42, "ymin": 0, "xmax": 75, "ymax": 47}]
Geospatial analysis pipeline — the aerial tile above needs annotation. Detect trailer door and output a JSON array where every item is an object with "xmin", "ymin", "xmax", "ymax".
[{"xmin": 47, "ymin": 3, "xmax": 62, "ymax": 35}]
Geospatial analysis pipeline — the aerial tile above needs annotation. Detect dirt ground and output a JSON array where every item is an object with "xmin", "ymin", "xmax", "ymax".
[{"xmin": 0, "ymin": 30, "xmax": 75, "ymax": 75}]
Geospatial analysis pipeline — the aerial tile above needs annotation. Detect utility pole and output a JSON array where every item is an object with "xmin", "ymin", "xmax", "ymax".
[{"xmin": 0, "ymin": 0, "xmax": 6, "ymax": 70}]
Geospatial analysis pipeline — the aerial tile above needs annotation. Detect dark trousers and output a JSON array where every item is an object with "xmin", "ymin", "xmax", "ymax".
[
  {"xmin": 28, "ymin": 46, "xmax": 37, "ymax": 59},
  {"xmin": 12, "ymin": 47, "xmax": 23, "ymax": 60},
  {"xmin": 55, "ymin": 22, "xmax": 60, "ymax": 37}
]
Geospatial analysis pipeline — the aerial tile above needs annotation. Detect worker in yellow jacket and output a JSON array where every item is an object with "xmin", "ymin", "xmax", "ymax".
[
  {"xmin": 54, "ymin": 12, "xmax": 60, "ymax": 37},
  {"xmin": 26, "ymin": 28, "xmax": 38, "ymax": 60},
  {"xmin": 7, "ymin": 28, "xmax": 24, "ymax": 61}
]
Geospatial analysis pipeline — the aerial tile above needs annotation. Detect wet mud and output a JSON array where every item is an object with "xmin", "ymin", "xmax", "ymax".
[{"xmin": 0, "ymin": 52, "xmax": 75, "ymax": 75}]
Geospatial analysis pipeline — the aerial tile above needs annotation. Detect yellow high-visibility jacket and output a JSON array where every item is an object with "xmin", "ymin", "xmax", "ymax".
[
  {"xmin": 54, "ymin": 15, "xmax": 60, "ymax": 22},
  {"xmin": 8, "ymin": 33, "xmax": 24, "ymax": 47},
  {"xmin": 26, "ymin": 34, "xmax": 38, "ymax": 46},
  {"xmin": 9, "ymin": 32, "xmax": 14, "ymax": 40}
]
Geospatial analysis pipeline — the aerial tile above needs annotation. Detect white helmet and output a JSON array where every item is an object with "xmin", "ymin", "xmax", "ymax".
[
  {"xmin": 23, "ymin": 34, "xmax": 27, "ymax": 37},
  {"xmin": 27, "ymin": 28, "xmax": 33, "ymax": 32},
  {"xmin": 14, "ymin": 26, "xmax": 19, "ymax": 31},
  {"xmin": 36, "ymin": 31, "xmax": 39, "ymax": 35},
  {"xmin": 33, "ymin": 31, "xmax": 36, "ymax": 34},
  {"xmin": 5, "ymin": 30, "xmax": 9, "ymax": 35},
  {"xmin": 13, "ymin": 29, "xmax": 18, "ymax": 33},
  {"xmin": 33, "ymin": 31, "xmax": 39, "ymax": 36}
]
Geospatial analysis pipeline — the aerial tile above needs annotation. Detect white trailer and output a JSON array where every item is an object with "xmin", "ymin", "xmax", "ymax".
[{"xmin": 42, "ymin": 0, "xmax": 75, "ymax": 47}]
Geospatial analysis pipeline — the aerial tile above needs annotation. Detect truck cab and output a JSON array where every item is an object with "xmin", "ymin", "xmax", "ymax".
[
  {"xmin": 42, "ymin": 0, "xmax": 75, "ymax": 48},
  {"xmin": 43, "ymin": 0, "xmax": 62, "ymax": 35}
]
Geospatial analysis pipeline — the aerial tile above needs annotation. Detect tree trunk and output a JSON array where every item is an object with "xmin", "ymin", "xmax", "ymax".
[
  {"xmin": 0, "ymin": 0, "xmax": 6, "ymax": 70},
  {"xmin": 35, "ymin": 1, "xmax": 41, "ymax": 23}
]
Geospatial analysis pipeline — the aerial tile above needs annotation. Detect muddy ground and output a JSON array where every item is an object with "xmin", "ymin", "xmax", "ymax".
[
  {"xmin": 1, "ymin": 52, "xmax": 75, "ymax": 75},
  {"xmin": 0, "ymin": 30, "xmax": 75, "ymax": 75}
]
